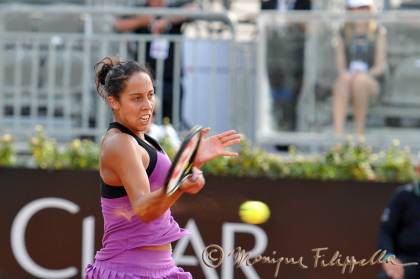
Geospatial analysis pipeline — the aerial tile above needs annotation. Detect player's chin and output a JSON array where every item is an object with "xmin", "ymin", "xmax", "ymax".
[{"xmin": 135, "ymin": 121, "xmax": 151, "ymax": 132}]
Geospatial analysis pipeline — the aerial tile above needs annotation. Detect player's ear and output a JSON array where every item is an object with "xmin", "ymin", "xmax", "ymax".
[{"xmin": 108, "ymin": 96, "xmax": 120, "ymax": 111}]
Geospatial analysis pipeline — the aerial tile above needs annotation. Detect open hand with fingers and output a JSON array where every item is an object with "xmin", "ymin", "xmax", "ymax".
[{"xmin": 194, "ymin": 128, "xmax": 241, "ymax": 167}]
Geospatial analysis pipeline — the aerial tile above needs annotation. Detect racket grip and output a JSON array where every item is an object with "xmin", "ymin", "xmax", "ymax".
[{"xmin": 189, "ymin": 170, "xmax": 203, "ymax": 182}]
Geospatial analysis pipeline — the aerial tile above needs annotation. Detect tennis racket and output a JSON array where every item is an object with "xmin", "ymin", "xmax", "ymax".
[{"xmin": 164, "ymin": 125, "xmax": 203, "ymax": 196}]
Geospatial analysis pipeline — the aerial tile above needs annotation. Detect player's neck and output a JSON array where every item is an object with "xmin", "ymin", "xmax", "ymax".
[{"xmin": 112, "ymin": 117, "xmax": 146, "ymax": 140}]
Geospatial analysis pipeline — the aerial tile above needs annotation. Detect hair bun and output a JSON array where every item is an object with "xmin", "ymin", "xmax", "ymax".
[
  {"xmin": 94, "ymin": 57, "xmax": 121, "ymax": 99},
  {"xmin": 95, "ymin": 57, "xmax": 120, "ymax": 86},
  {"xmin": 97, "ymin": 63, "xmax": 112, "ymax": 86}
]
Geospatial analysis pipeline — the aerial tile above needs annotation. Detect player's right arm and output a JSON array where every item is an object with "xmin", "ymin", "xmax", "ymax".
[{"xmin": 101, "ymin": 133, "xmax": 204, "ymax": 222}]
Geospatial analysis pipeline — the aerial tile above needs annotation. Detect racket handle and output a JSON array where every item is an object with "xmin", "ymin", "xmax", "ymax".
[{"xmin": 189, "ymin": 170, "xmax": 203, "ymax": 182}]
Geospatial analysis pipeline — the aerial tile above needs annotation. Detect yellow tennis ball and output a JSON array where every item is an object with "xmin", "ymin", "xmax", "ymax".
[{"xmin": 239, "ymin": 201, "xmax": 270, "ymax": 224}]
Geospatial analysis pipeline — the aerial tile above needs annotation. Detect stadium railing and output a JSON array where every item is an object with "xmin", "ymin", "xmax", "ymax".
[
  {"xmin": 2, "ymin": 5, "xmax": 420, "ymax": 153},
  {"xmin": 0, "ymin": 4, "xmax": 242, "ymax": 146}
]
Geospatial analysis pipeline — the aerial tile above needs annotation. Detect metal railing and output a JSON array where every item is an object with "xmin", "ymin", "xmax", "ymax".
[
  {"xmin": 0, "ymin": 4, "xmax": 243, "ymax": 144},
  {"xmin": 0, "ymin": 4, "xmax": 236, "ymax": 33},
  {"xmin": 5, "ymin": 5, "xmax": 420, "ymax": 153}
]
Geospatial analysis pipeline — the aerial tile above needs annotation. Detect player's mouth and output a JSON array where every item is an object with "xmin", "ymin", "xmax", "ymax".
[{"xmin": 139, "ymin": 114, "xmax": 151, "ymax": 124}]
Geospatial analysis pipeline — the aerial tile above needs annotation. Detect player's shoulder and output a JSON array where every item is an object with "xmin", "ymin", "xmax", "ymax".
[{"xmin": 102, "ymin": 131, "xmax": 139, "ymax": 157}]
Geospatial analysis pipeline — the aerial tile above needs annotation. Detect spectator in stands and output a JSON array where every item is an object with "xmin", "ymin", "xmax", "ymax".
[
  {"xmin": 113, "ymin": 0, "xmax": 197, "ymax": 128},
  {"xmin": 378, "ymin": 182, "xmax": 420, "ymax": 279},
  {"xmin": 261, "ymin": 0, "xmax": 311, "ymax": 131},
  {"xmin": 332, "ymin": 0, "xmax": 387, "ymax": 135}
]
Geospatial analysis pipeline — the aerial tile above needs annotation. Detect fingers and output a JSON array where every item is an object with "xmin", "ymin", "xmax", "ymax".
[
  {"xmin": 221, "ymin": 136, "xmax": 241, "ymax": 146},
  {"xmin": 216, "ymin": 131, "xmax": 241, "ymax": 146},
  {"xmin": 216, "ymin": 130, "xmax": 238, "ymax": 139},
  {"xmin": 207, "ymin": 129, "xmax": 241, "ymax": 143},
  {"xmin": 220, "ymin": 132, "xmax": 240, "ymax": 141},
  {"xmin": 200, "ymin": 127, "xmax": 211, "ymax": 137},
  {"xmin": 221, "ymin": 151, "xmax": 239, "ymax": 157}
]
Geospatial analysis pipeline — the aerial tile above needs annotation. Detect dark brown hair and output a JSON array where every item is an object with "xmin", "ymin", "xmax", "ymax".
[{"xmin": 94, "ymin": 57, "xmax": 153, "ymax": 100}]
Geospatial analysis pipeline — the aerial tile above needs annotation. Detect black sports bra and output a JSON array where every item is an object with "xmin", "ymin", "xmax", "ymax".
[{"xmin": 100, "ymin": 122, "xmax": 164, "ymax": 198}]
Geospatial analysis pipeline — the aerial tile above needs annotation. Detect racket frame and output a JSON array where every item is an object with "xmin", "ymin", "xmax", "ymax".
[{"xmin": 164, "ymin": 126, "xmax": 203, "ymax": 195}]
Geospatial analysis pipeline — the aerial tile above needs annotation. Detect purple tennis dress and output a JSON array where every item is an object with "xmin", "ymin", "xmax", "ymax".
[{"xmin": 85, "ymin": 122, "xmax": 192, "ymax": 279}]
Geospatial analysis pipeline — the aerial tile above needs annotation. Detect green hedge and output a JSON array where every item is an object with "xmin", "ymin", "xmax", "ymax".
[
  {"xmin": 1, "ymin": 127, "xmax": 418, "ymax": 183},
  {"xmin": 0, "ymin": 134, "xmax": 15, "ymax": 167},
  {"xmin": 28, "ymin": 126, "xmax": 99, "ymax": 170},
  {"xmin": 202, "ymin": 140, "xmax": 418, "ymax": 183}
]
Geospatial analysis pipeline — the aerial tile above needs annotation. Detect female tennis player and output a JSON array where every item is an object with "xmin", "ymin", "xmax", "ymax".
[{"xmin": 85, "ymin": 57, "xmax": 241, "ymax": 278}]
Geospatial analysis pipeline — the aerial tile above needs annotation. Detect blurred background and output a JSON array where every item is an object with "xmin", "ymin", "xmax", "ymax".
[
  {"xmin": 1, "ymin": 0, "xmax": 420, "ymax": 278},
  {"xmin": 1, "ymin": 0, "xmax": 420, "ymax": 153}
]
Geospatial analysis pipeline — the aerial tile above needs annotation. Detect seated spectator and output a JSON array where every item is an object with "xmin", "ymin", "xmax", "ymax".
[
  {"xmin": 378, "ymin": 182, "xmax": 420, "ymax": 279},
  {"xmin": 332, "ymin": 0, "xmax": 387, "ymax": 135}
]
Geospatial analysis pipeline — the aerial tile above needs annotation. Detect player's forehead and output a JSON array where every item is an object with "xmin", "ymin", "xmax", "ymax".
[{"xmin": 125, "ymin": 72, "xmax": 153, "ymax": 94}]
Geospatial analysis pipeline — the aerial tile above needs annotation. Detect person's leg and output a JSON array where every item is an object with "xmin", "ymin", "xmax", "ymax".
[
  {"xmin": 290, "ymin": 70, "xmax": 303, "ymax": 131},
  {"xmin": 332, "ymin": 72, "xmax": 351, "ymax": 134},
  {"xmin": 162, "ymin": 80, "xmax": 173, "ymax": 122},
  {"xmin": 351, "ymin": 73, "xmax": 379, "ymax": 135},
  {"xmin": 178, "ymin": 80, "xmax": 189, "ymax": 129},
  {"xmin": 289, "ymin": 23, "xmax": 305, "ymax": 131}
]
